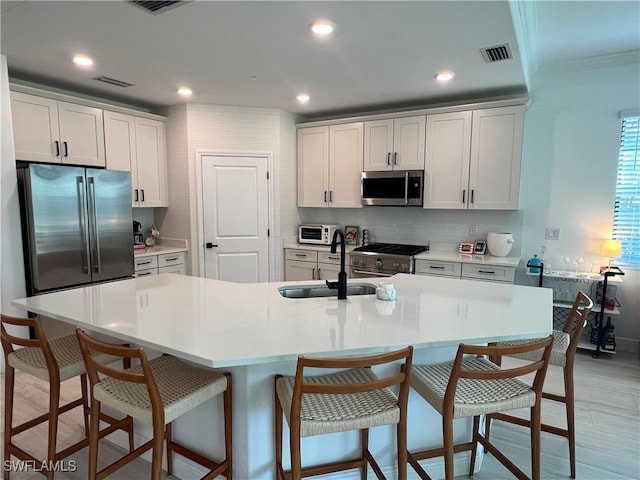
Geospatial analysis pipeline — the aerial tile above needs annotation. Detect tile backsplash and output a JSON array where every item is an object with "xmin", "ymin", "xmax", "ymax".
[{"xmin": 298, "ymin": 207, "xmax": 523, "ymax": 255}]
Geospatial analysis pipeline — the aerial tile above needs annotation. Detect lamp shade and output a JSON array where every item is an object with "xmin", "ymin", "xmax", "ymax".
[{"xmin": 602, "ymin": 240, "xmax": 622, "ymax": 258}]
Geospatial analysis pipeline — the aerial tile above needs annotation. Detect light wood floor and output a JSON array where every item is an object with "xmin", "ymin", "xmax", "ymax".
[{"xmin": 1, "ymin": 350, "xmax": 638, "ymax": 479}]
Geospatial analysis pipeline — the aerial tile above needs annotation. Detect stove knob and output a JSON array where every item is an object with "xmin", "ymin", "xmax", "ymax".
[
  {"xmin": 403, "ymin": 262, "xmax": 409, "ymax": 271},
  {"xmin": 393, "ymin": 261, "xmax": 400, "ymax": 269},
  {"xmin": 376, "ymin": 259, "xmax": 383, "ymax": 269}
]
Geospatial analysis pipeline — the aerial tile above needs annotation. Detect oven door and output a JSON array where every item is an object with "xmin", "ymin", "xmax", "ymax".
[{"xmin": 350, "ymin": 267, "xmax": 396, "ymax": 278}]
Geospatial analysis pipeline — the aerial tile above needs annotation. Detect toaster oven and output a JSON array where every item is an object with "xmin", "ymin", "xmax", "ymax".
[{"xmin": 298, "ymin": 224, "xmax": 340, "ymax": 245}]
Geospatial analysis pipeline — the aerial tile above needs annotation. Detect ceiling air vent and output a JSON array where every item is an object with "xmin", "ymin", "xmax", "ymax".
[
  {"xmin": 93, "ymin": 76, "xmax": 135, "ymax": 88},
  {"xmin": 480, "ymin": 44, "xmax": 513, "ymax": 63},
  {"xmin": 130, "ymin": 1, "xmax": 183, "ymax": 14}
]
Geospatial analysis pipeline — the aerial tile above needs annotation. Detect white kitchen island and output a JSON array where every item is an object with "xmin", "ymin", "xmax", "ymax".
[{"xmin": 13, "ymin": 273, "xmax": 552, "ymax": 479}]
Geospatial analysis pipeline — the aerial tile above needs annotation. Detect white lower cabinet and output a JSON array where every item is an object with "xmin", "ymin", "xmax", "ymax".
[
  {"xmin": 285, "ymin": 248, "xmax": 349, "ymax": 281},
  {"xmin": 135, "ymin": 251, "xmax": 186, "ymax": 277},
  {"xmin": 415, "ymin": 258, "xmax": 515, "ymax": 284}
]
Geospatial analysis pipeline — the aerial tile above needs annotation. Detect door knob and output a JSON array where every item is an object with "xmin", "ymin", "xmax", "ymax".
[{"xmin": 205, "ymin": 242, "xmax": 218, "ymax": 248}]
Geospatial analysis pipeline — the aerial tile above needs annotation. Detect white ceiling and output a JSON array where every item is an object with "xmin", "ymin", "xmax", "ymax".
[{"xmin": 1, "ymin": 1, "xmax": 639, "ymax": 118}]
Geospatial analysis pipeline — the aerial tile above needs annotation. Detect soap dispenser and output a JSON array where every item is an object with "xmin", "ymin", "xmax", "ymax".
[{"xmin": 528, "ymin": 254, "xmax": 542, "ymax": 274}]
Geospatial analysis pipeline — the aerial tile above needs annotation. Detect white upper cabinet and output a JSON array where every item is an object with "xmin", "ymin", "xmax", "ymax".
[
  {"xmin": 104, "ymin": 111, "xmax": 168, "ymax": 207},
  {"xmin": 298, "ymin": 122, "xmax": 363, "ymax": 208},
  {"xmin": 424, "ymin": 105, "xmax": 524, "ymax": 210},
  {"xmin": 363, "ymin": 115, "xmax": 425, "ymax": 171},
  {"xmin": 11, "ymin": 91, "xmax": 105, "ymax": 167}
]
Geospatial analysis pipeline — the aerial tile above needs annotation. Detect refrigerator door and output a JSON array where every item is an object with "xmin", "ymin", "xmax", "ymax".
[
  {"xmin": 86, "ymin": 168, "xmax": 134, "ymax": 283},
  {"xmin": 19, "ymin": 164, "xmax": 92, "ymax": 293}
]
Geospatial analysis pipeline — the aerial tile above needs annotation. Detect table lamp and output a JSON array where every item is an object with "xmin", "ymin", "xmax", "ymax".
[{"xmin": 601, "ymin": 239, "xmax": 622, "ymax": 272}]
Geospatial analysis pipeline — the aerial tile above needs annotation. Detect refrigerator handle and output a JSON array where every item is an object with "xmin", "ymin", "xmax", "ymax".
[
  {"xmin": 88, "ymin": 177, "xmax": 102, "ymax": 273},
  {"xmin": 77, "ymin": 176, "xmax": 91, "ymax": 274}
]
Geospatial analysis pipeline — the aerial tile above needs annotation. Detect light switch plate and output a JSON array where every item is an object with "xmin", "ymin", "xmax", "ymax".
[{"xmin": 546, "ymin": 228, "xmax": 561, "ymax": 240}]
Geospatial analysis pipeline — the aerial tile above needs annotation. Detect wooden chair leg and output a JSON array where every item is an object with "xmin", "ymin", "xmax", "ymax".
[
  {"xmin": 443, "ymin": 415, "xmax": 455, "ymax": 480},
  {"xmin": 80, "ymin": 373, "xmax": 90, "ymax": 436},
  {"xmin": 564, "ymin": 365, "xmax": 576, "ymax": 479},
  {"xmin": 397, "ymin": 414, "xmax": 408, "ymax": 480},
  {"xmin": 88, "ymin": 400, "xmax": 101, "ymax": 480},
  {"xmin": 165, "ymin": 422, "xmax": 173, "ymax": 476},
  {"xmin": 290, "ymin": 420, "xmax": 302, "ymax": 480},
  {"xmin": 274, "ymin": 377, "xmax": 283, "ymax": 480},
  {"xmin": 361, "ymin": 428, "xmax": 369, "ymax": 480},
  {"xmin": 224, "ymin": 373, "xmax": 233, "ymax": 480},
  {"xmin": 531, "ymin": 403, "xmax": 542, "ymax": 480},
  {"xmin": 46, "ymin": 379, "xmax": 61, "ymax": 480},
  {"xmin": 468, "ymin": 415, "xmax": 480, "ymax": 476},
  {"xmin": 3, "ymin": 367, "xmax": 14, "ymax": 480},
  {"xmin": 151, "ymin": 421, "xmax": 165, "ymax": 480}
]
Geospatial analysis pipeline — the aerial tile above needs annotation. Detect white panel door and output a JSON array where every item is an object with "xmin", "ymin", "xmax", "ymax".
[
  {"xmin": 104, "ymin": 111, "xmax": 136, "ymax": 172},
  {"xmin": 202, "ymin": 155, "xmax": 269, "ymax": 283},
  {"xmin": 134, "ymin": 117, "xmax": 167, "ymax": 207},
  {"xmin": 57, "ymin": 101, "xmax": 105, "ymax": 167},
  {"xmin": 297, "ymin": 127, "xmax": 329, "ymax": 207},
  {"xmin": 393, "ymin": 115, "xmax": 426, "ymax": 170},
  {"xmin": 363, "ymin": 119, "xmax": 394, "ymax": 171},
  {"xmin": 10, "ymin": 92, "xmax": 60, "ymax": 163}
]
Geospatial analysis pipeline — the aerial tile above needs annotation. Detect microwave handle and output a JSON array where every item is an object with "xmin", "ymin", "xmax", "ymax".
[{"xmin": 404, "ymin": 171, "xmax": 409, "ymax": 205}]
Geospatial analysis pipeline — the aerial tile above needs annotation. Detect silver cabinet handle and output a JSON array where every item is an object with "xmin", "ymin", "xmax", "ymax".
[
  {"xmin": 430, "ymin": 266, "xmax": 445, "ymax": 270},
  {"xmin": 164, "ymin": 256, "xmax": 179, "ymax": 262},
  {"xmin": 312, "ymin": 268, "xmax": 316, "ymax": 280},
  {"xmin": 352, "ymin": 269, "xmax": 394, "ymax": 277},
  {"xmin": 295, "ymin": 253, "xmax": 308, "ymax": 258},
  {"xmin": 137, "ymin": 260, "xmax": 152, "ymax": 266}
]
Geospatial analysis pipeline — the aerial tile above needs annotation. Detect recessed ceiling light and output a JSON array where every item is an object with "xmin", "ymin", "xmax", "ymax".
[
  {"xmin": 296, "ymin": 94, "xmax": 311, "ymax": 103},
  {"xmin": 310, "ymin": 20, "xmax": 335, "ymax": 35},
  {"xmin": 73, "ymin": 54, "xmax": 94, "ymax": 67},
  {"xmin": 435, "ymin": 71, "xmax": 455, "ymax": 82},
  {"xmin": 177, "ymin": 87, "xmax": 193, "ymax": 96}
]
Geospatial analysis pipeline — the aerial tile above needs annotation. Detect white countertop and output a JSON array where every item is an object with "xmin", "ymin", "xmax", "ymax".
[
  {"xmin": 415, "ymin": 251, "xmax": 521, "ymax": 267},
  {"xmin": 13, "ymin": 273, "xmax": 552, "ymax": 368},
  {"xmin": 134, "ymin": 245, "xmax": 188, "ymax": 257}
]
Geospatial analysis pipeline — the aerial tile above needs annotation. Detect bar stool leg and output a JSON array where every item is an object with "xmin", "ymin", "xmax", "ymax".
[
  {"xmin": 443, "ymin": 416, "xmax": 454, "ymax": 480},
  {"xmin": 3, "ymin": 367, "xmax": 14, "ymax": 480},
  {"xmin": 274, "ymin": 377, "xmax": 283, "ymax": 480},
  {"xmin": 564, "ymin": 366, "xmax": 576, "ymax": 479},
  {"xmin": 360, "ymin": 428, "xmax": 369, "ymax": 480},
  {"xmin": 531, "ymin": 403, "xmax": 542, "ymax": 480},
  {"xmin": 165, "ymin": 422, "xmax": 173, "ymax": 476},
  {"xmin": 468, "ymin": 415, "xmax": 480, "ymax": 476},
  {"xmin": 223, "ymin": 373, "xmax": 233, "ymax": 480},
  {"xmin": 88, "ymin": 399, "xmax": 101, "ymax": 480},
  {"xmin": 80, "ymin": 374, "xmax": 90, "ymax": 436},
  {"xmin": 46, "ymin": 380, "xmax": 61, "ymax": 480},
  {"xmin": 151, "ymin": 419, "xmax": 165, "ymax": 480}
]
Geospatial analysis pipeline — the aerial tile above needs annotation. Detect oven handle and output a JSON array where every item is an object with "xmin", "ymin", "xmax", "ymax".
[{"xmin": 351, "ymin": 269, "xmax": 395, "ymax": 277}]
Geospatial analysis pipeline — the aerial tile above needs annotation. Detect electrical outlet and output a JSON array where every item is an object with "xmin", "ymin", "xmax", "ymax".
[
  {"xmin": 469, "ymin": 225, "xmax": 478, "ymax": 236},
  {"xmin": 545, "ymin": 228, "xmax": 561, "ymax": 240}
]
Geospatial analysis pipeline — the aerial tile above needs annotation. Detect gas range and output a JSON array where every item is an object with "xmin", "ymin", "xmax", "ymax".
[{"xmin": 350, "ymin": 243, "xmax": 429, "ymax": 277}]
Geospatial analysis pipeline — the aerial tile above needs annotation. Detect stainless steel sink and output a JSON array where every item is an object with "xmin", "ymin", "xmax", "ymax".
[{"xmin": 278, "ymin": 282, "xmax": 377, "ymax": 299}]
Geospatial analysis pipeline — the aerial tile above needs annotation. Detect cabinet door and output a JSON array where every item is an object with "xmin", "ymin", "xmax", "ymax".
[
  {"xmin": 392, "ymin": 116, "xmax": 426, "ymax": 170},
  {"xmin": 469, "ymin": 106, "xmax": 523, "ymax": 210},
  {"xmin": 10, "ymin": 92, "xmax": 60, "ymax": 163},
  {"xmin": 363, "ymin": 119, "xmax": 394, "ymax": 171},
  {"xmin": 104, "ymin": 111, "xmax": 136, "ymax": 172},
  {"xmin": 134, "ymin": 117, "xmax": 168, "ymax": 207},
  {"xmin": 297, "ymin": 126, "xmax": 330, "ymax": 207},
  {"xmin": 424, "ymin": 111, "xmax": 472, "ymax": 209},
  {"xmin": 329, "ymin": 122, "xmax": 363, "ymax": 208},
  {"xmin": 285, "ymin": 260, "xmax": 317, "ymax": 281},
  {"xmin": 57, "ymin": 101, "xmax": 105, "ymax": 167},
  {"xmin": 317, "ymin": 262, "xmax": 343, "ymax": 281}
]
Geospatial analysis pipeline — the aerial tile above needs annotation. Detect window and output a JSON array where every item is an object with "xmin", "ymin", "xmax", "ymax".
[{"xmin": 613, "ymin": 113, "xmax": 640, "ymax": 266}]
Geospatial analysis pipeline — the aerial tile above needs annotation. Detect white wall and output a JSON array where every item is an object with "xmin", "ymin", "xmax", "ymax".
[
  {"xmin": 518, "ymin": 62, "xmax": 640, "ymax": 352},
  {"xmin": 159, "ymin": 103, "xmax": 299, "ymax": 281},
  {"xmin": 0, "ymin": 55, "xmax": 27, "ymax": 373}
]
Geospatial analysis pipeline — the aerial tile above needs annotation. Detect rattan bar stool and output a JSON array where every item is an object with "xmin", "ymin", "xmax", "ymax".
[
  {"xmin": 274, "ymin": 346, "xmax": 413, "ymax": 480},
  {"xmin": 487, "ymin": 291, "xmax": 593, "ymax": 478},
  {"xmin": 408, "ymin": 336, "xmax": 554, "ymax": 480},
  {"xmin": 1, "ymin": 314, "xmax": 133, "ymax": 480},
  {"xmin": 76, "ymin": 328, "xmax": 232, "ymax": 480}
]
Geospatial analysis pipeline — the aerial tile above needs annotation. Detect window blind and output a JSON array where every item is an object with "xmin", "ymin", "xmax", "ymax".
[{"xmin": 613, "ymin": 114, "xmax": 640, "ymax": 266}]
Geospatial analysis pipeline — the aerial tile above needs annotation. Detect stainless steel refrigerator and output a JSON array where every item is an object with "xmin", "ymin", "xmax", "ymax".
[{"xmin": 17, "ymin": 163, "xmax": 134, "ymax": 295}]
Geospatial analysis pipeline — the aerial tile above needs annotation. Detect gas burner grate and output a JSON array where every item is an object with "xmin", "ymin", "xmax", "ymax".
[{"xmin": 353, "ymin": 243, "xmax": 428, "ymax": 256}]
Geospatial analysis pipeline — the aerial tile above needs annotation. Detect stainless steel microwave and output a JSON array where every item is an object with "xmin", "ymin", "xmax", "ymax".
[{"xmin": 361, "ymin": 170, "xmax": 424, "ymax": 206}]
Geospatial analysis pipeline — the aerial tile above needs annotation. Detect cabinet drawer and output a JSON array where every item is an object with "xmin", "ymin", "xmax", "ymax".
[
  {"xmin": 159, "ymin": 264, "xmax": 186, "ymax": 275},
  {"xmin": 134, "ymin": 268, "xmax": 158, "ymax": 277},
  {"xmin": 134, "ymin": 256, "xmax": 158, "ymax": 271},
  {"xmin": 461, "ymin": 263, "xmax": 515, "ymax": 283},
  {"xmin": 318, "ymin": 251, "xmax": 346, "ymax": 265},
  {"xmin": 415, "ymin": 260, "xmax": 461, "ymax": 277},
  {"xmin": 285, "ymin": 249, "xmax": 318, "ymax": 262},
  {"xmin": 158, "ymin": 252, "xmax": 185, "ymax": 267}
]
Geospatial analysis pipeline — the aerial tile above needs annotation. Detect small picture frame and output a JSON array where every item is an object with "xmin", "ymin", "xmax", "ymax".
[
  {"xmin": 345, "ymin": 225, "xmax": 359, "ymax": 245},
  {"xmin": 474, "ymin": 240, "xmax": 487, "ymax": 255},
  {"xmin": 458, "ymin": 242, "xmax": 474, "ymax": 254}
]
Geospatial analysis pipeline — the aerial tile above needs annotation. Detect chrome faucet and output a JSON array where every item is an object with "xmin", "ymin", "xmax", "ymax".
[{"xmin": 326, "ymin": 228, "xmax": 347, "ymax": 300}]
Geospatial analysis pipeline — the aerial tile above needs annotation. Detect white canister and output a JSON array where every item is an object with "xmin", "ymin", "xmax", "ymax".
[
  {"xmin": 486, "ymin": 232, "xmax": 515, "ymax": 257},
  {"xmin": 376, "ymin": 282, "xmax": 396, "ymax": 301}
]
